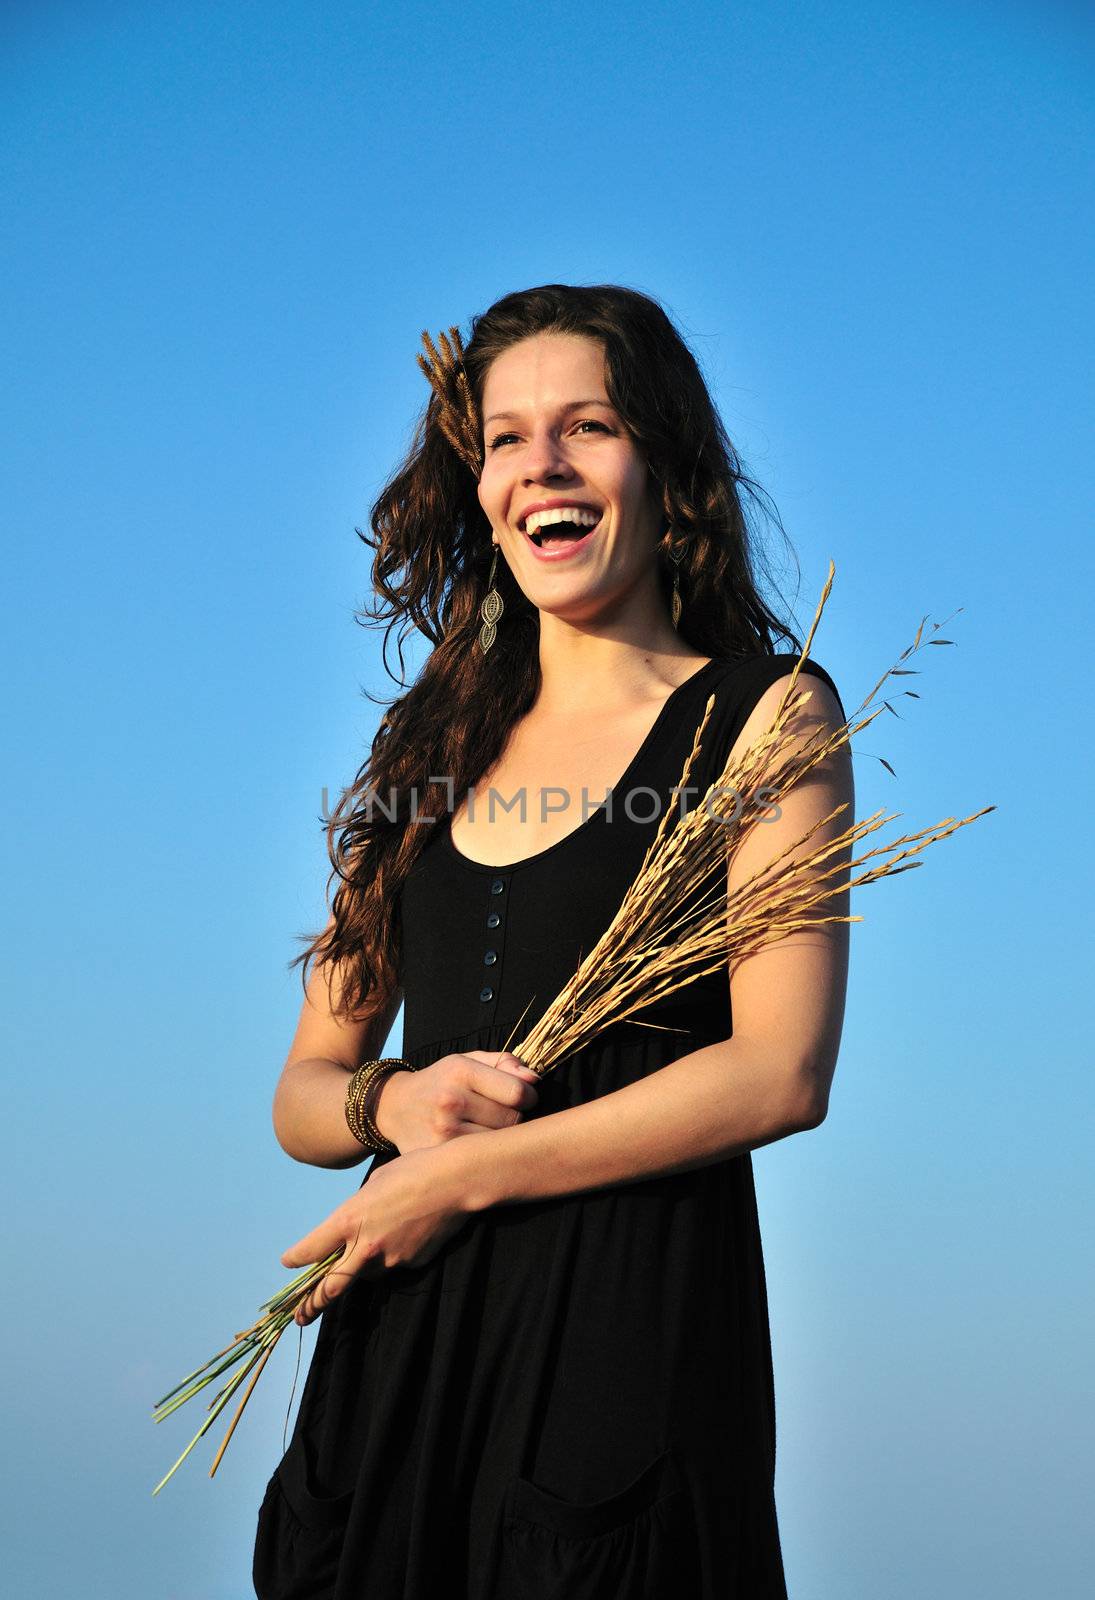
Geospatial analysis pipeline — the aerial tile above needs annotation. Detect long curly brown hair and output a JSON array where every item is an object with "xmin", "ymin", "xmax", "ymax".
[{"xmin": 291, "ymin": 282, "xmax": 807, "ymax": 1023}]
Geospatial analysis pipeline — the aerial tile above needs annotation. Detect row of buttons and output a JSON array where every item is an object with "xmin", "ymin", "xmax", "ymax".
[{"xmin": 479, "ymin": 877, "xmax": 506, "ymax": 1002}]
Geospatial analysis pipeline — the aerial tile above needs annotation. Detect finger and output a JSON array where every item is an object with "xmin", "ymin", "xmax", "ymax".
[
  {"xmin": 465, "ymin": 1050, "xmax": 539, "ymax": 1081},
  {"xmin": 295, "ymin": 1280, "xmax": 333, "ymax": 1327},
  {"xmin": 281, "ymin": 1217, "xmax": 345, "ymax": 1270},
  {"xmin": 463, "ymin": 1057, "xmax": 540, "ymax": 1101},
  {"xmin": 493, "ymin": 1051, "xmax": 540, "ymax": 1080},
  {"xmin": 467, "ymin": 1066, "xmax": 539, "ymax": 1115},
  {"xmin": 459, "ymin": 1086, "xmax": 537, "ymax": 1129},
  {"xmin": 293, "ymin": 1259, "xmax": 358, "ymax": 1326},
  {"xmin": 296, "ymin": 1289, "xmax": 324, "ymax": 1328},
  {"xmin": 292, "ymin": 1214, "xmax": 375, "ymax": 1323}
]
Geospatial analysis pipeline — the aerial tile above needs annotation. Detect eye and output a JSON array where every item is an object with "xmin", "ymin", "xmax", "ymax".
[{"xmin": 487, "ymin": 420, "xmax": 611, "ymax": 450}]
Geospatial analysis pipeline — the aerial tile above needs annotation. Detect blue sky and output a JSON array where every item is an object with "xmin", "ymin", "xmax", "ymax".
[{"xmin": 2, "ymin": 2, "xmax": 1091, "ymax": 1596}]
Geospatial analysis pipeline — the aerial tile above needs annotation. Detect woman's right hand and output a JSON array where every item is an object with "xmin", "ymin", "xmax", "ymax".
[{"xmin": 373, "ymin": 1050, "xmax": 541, "ymax": 1154}]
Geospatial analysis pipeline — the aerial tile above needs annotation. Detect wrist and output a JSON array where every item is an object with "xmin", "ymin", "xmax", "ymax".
[
  {"xmin": 345, "ymin": 1057, "xmax": 416, "ymax": 1155},
  {"xmin": 440, "ymin": 1126, "xmax": 504, "ymax": 1214},
  {"xmin": 373, "ymin": 1068, "xmax": 414, "ymax": 1144}
]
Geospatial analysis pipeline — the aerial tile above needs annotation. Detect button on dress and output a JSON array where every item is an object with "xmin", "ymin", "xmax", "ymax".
[{"xmin": 253, "ymin": 652, "xmax": 844, "ymax": 1600}]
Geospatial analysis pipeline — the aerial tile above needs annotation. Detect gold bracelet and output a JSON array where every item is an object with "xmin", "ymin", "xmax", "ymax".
[
  {"xmin": 345, "ymin": 1057, "xmax": 415, "ymax": 1155},
  {"xmin": 346, "ymin": 1059, "xmax": 400, "ymax": 1153},
  {"xmin": 346, "ymin": 1059, "xmax": 398, "ymax": 1150}
]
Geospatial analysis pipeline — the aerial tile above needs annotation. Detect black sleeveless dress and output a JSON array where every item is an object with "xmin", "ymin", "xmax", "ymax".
[{"xmin": 253, "ymin": 652, "xmax": 843, "ymax": 1600}]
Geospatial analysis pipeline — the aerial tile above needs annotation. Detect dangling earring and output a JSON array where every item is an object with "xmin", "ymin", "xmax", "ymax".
[
  {"xmin": 479, "ymin": 541, "xmax": 504, "ymax": 654},
  {"xmin": 666, "ymin": 530, "xmax": 687, "ymax": 630}
]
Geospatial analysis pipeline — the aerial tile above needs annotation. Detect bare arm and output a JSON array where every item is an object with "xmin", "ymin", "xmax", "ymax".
[
  {"xmin": 271, "ymin": 938, "xmax": 540, "ymax": 1169},
  {"xmin": 272, "ymin": 933, "xmax": 405, "ymax": 1170},
  {"xmin": 446, "ymin": 672, "xmax": 853, "ymax": 1211}
]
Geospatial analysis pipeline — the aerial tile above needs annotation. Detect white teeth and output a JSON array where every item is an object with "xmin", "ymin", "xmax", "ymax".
[{"xmin": 525, "ymin": 506, "xmax": 601, "ymax": 534}]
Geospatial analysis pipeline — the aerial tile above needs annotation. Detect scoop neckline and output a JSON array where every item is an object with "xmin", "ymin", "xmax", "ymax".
[{"xmin": 441, "ymin": 657, "xmax": 724, "ymax": 875}]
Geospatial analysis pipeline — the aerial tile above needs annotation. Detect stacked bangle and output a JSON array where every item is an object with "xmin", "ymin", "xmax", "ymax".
[{"xmin": 345, "ymin": 1057, "xmax": 416, "ymax": 1155}]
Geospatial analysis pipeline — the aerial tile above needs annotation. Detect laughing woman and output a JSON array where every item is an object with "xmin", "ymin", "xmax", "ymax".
[{"xmin": 253, "ymin": 283, "xmax": 852, "ymax": 1600}]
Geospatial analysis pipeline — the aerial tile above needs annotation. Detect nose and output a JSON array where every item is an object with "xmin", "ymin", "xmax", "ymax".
[{"xmin": 521, "ymin": 425, "xmax": 576, "ymax": 482}]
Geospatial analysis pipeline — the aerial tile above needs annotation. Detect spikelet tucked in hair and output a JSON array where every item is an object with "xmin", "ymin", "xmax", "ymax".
[{"xmin": 417, "ymin": 326, "xmax": 484, "ymax": 481}]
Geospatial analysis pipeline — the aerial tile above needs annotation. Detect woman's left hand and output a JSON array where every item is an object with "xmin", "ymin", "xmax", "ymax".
[{"xmin": 281, "ymin": 1145, "xmax": 471, "ymax": 1326}]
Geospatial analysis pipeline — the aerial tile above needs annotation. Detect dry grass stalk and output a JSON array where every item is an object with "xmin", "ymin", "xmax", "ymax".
[
  {"xmin": 151, "ymin": 1251, "xmax": 341, "ymax": 1494},
  {"xmin": 152, "ymin": 559, "xmax": 993, "ymax": 1488},
  {"xmin": 513, "ymin": 561, "xmax": 994, "ymax": 1072}
]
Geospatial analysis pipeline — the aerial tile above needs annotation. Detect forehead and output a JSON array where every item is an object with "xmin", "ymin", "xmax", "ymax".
[{"xmin": 481, "ymin": 333, "xmax": 609, "ymax": 417}]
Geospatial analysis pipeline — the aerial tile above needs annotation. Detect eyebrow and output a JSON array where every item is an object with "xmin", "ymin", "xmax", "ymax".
[{"xmin": 483, "ymin": 398, "xmax": 616, "ymax": 426}]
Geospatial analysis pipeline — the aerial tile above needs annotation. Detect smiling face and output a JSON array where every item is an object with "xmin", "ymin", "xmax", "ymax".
[{"xmin": 477, "ymin": 332, "xmax": 669, "ymax": 627}]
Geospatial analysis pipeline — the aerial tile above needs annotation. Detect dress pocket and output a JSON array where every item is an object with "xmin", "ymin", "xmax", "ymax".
[
  {"xmin": 252, "ymin": 1435, "xmax": 355, "ymax": 1599},
  {"xmin": 495, "ymin": 1446, "xmax": 699, "ymax": 1600}
]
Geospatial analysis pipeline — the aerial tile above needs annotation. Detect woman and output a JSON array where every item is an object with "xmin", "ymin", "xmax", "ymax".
[{"xmin": 253, "ymin": 283, "xmax": 853, "ymax": 1599}]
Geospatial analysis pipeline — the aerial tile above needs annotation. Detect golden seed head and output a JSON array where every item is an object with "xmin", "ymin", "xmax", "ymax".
[{"xmin": 417, "ymin": 324, "xmax": 484, "ymax": 481}]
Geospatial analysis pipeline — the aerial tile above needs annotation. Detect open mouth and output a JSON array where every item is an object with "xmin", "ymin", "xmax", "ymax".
[{"xmin": 524, "ymin": 513, "xmax": 603, "ymax": 549}]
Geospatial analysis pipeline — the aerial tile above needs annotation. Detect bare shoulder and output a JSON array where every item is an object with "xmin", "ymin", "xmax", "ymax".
[{"xmin": 731, "ymin": 666, "xmax": 846, "ymax": 761}]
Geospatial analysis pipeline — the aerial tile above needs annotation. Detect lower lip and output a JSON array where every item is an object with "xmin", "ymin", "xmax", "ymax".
[{"xmin": 522, "ymin": 520, "xmax": 602, "ymax": 562}]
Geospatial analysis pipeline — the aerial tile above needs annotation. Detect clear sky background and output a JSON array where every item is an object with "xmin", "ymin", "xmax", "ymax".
[{"xmin": 2, "ymin": 2, "xmax": 1091, "ymax": 1596}]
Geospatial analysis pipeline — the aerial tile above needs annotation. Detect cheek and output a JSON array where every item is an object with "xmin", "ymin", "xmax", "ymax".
[
  {"xmin": 614, "ymin": 481, "xmax": 659, "ymax": 538},
  {"xmin": 478, "ymin": 471, "xmax": 507, "ymax": 523},
  {"xmin": 614, "ymin": 462, "xmax": 655, "ymax": 521}
]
